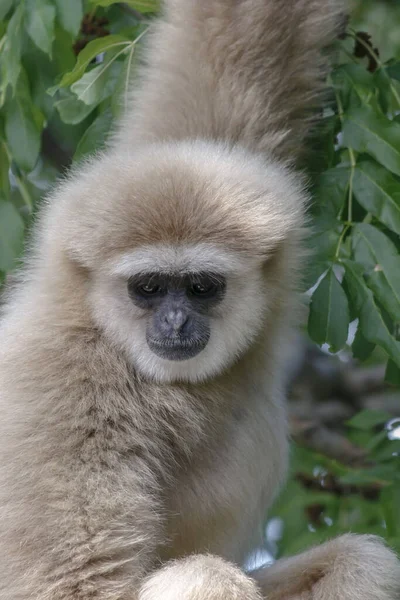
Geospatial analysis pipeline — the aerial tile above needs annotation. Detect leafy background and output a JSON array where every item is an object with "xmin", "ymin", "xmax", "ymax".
[{"xmin": 0, "ymin": 0, "xmax": 399, "ymax": 563}]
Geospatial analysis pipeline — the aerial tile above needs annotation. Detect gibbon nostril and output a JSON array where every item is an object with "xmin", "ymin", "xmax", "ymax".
[{"xmin": 164, "ymin": 309, "xmax": 189, "ymax": 333}]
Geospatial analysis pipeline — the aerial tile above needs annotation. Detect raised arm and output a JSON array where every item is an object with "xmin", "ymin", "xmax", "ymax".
[{"xmin": 117, "ymin": 0, "xmax": 343, "ymax": 162}]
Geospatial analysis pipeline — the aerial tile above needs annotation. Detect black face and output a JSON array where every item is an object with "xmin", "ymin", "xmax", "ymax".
[{"xmin": 128, "ymin": 272, "xmax": 226, "ymax": 361}]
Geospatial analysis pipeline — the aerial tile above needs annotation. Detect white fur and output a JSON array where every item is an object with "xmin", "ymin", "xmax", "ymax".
[{"xmin": 90, "ymin": 245, "xmax": 266, "ymax": 383}]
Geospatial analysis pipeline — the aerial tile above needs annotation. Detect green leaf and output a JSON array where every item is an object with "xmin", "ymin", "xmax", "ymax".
[
  {"xmin": 0, "ymin": 201, "xmax": 24, "ymax": 272},
  {"xmin": 352, "ymin": 326, "xmax": 375, "ymax": 362},
  {"xmin": 339, "ymin": 464, "xmax": 396, "ymax": 485},
  {"xmin": 71, "ymin": 60, "xmax": 122, "ymax": 106},
  {"xmin": 0, "ymin": 141, "xmax": 10, "ymax": 198},
  {"xmin": 58, "ymin": 35, "xmax": 130, "ymax": 88},
  {"xmin": 352, "ymin": 224, "xmax": 400, "ymax": 323},
  {"xmin": 0, "ymin": 0, "xmax": 14, "ymax": 20},
  {"xmin": 385, "ymin": 360, "xmax": 400, "ymax": 386},
  {"xmin": 347, "ymin": 409, "xmax": 391, "ymax": 431},
  {"xmin": 308, "ymin": 268, "xmax": 349, "ymax": 352},
  {"xmin": 374, "ymin": 439, "xmax": 400, "ymax": 461},
  {"xmin": 305, "ymin": 216, "xmax": 343, "ymax": 289},
  {"xmin": 0, "ymin": 3, "xmax": 24, "ymax": 104},
  {"xmin": 54, "ymin": 0, "xmax": 83, "ymax": 37},
  {"xmin": 55, "ymin": 93, "xmax": 96, "ymax": 125},
  {"xmin": 314, "ymin": 166, "xmax": 350, "ymax": 216},
  {"xmin": 387, "ymin": 63, "xmax": 400, "ymax": 82},
  {"xmin": 352, "ymin": 160, "xmax": 400, "ymax": 236},
  {"xmin": 25, "ymin": 0, "xmax": 56, "ymax": 57},
  {"xmin": 74, "ymin": 109, "xmax": 112, "ymax": 162},
  {"xmin": 382, "ymin": 484, "xmax": 400, "ymax": 538},
  {"xmin": 343, "ymin": 259, "xmax": 400, "ymax": 367},
  {"xmin": 4, "ymin": 71, "xmax": 41, "ymax": 172},
  {"xmin": 332, "ymin": 64, "xmax": 375, "ymax": 108},
  {"xmin": 89, "ymin": 0, "xmax": 159, "ymax": 12},
  {"xmin": 342, "ymin": 107, "xmax": 400, "ymax": 177}
]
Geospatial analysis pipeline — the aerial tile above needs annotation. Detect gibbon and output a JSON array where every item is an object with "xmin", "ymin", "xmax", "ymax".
[{"xmin": 0, "ymin": 0, "xmax": 399, "ymax": 599}]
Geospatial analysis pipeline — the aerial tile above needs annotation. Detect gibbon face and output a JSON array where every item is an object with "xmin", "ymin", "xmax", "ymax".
[
  {"xmin": 88, "ymin": 241, "xmax": 268, "ymax": 383},
  {"xmin": 50, "ymin": 141, "xmax": 305, "ymax": 383}
]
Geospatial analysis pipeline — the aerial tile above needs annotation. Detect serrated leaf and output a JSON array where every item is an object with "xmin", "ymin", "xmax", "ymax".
[
  {"xmin": 4, "ymin": 71, "xmax": 41, "ymax": 172},
  {"xmin": 352, "ymin": 160, "xmax": 400, "ymax": 236},
  {"xmin": 342, "ymin": 107, "xmax": 400, "ymax": 177},
  {"xmin": 352, "ymin": 224, "xmax": 400, "ymax": 323},
  {"xmin": 308, "ymin": 269, "xmax": 349, "ymax": 352},
  {"xmin": 74, "ymin": 109, "xmax": 112, "ymax": 161},
  {"xmin": 54, "ymin": 0, "xmax": 83, "ymax": 37},
  {"xmin": 71, "ymin": 60, "xmax": 122, "ymax": 106},
  {"xmin": 343, "ymin": 259, "xmax": 400, "ymax": 367},
  {"xmin": 0, "ymin": 0, "xmax": 14, "ymax": 20},
  {"xmin": 0, "ymin": 201, "xmax": 24, "ymax": 271},
  {"xmin": 25, "ymin": 0, "xmax": 56, "ymax": 57},
  {"xmin": 58, "ymin": 35, "xmax": 130, "ymax": 88},
  {"xmin": 347, "ymin": 409, "xmax": 391, "ymax": 431},
  {"xmin": 0, "ymin": 4, "xmax": 24, "ymax": 104}
]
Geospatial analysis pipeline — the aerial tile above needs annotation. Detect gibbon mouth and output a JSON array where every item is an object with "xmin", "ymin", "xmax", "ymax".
[{"xmin": 147, "ymin": 337, "xmax": 208, "ymax": 361}]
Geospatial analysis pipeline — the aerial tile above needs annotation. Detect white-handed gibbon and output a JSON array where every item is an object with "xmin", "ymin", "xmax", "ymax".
[{"xmin": 0, "ymin": 0, "xmax": 399, "ymax": 599}]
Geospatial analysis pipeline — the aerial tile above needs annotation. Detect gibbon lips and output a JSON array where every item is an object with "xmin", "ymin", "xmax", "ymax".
[{"xmin": 146, "ymin": 335, "xmax": 209, "ymax": 361}]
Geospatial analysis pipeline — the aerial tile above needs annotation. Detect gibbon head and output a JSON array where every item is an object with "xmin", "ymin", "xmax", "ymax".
[{"xmin": 46, "ymin": 141, "xmax": 306, "ymax": 383}]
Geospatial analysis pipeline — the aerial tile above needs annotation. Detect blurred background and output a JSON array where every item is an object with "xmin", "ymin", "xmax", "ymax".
[{"xmin": 0, "ymin": 0, "xmax": 399, "ymax": 562}]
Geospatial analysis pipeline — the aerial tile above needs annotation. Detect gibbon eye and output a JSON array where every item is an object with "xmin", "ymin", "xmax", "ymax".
[
  {"xmin": 191, "ymin": 282, "xmax": 216, "ymax": 296},
  {"xmin": 138, "ymin": 283, "xmax": 161, "ymax": 296}
]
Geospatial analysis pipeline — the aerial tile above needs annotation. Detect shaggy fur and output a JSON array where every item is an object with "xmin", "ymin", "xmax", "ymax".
[{"xmin": 0, "ymin": 0, "xmax": 400, "ymax": 599}]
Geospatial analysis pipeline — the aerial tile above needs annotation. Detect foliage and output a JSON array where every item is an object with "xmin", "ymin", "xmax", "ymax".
[
  {"xmin": 269, "ymin": 411, "xmax": 400, "ymax": 558},
  {"xmin": 0, "ymin": 0, "xmax": 157, "ymax": 285},
  {"xmin": 0, "ymin": 0, "xmax": 399, "ymax": 559}
]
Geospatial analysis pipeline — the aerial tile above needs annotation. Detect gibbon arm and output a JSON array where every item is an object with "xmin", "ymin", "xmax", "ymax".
[
  {"xmin": 252, "ymin": 534, "xmax": 400, "ymax": 600},
  {"xmin": 118, "ymin": 0, "xmax": 343, "ymax": 162}
]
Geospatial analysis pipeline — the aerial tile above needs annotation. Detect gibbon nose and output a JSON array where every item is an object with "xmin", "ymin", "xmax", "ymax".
[{"xmin": 163, "ymin": 309, "xmax": 189, "ymax": 334}]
